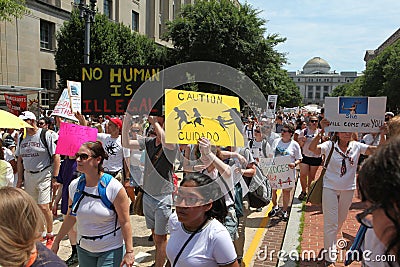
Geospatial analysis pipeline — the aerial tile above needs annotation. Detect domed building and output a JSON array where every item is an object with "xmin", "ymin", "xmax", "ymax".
[{"xmin": 288, "ymin": 57, "xmax": 361, "ymax": 106}]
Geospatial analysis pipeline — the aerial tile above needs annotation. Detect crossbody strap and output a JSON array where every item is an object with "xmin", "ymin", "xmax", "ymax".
[
  {"xmin": 323, "ymin": 141, "xmax": 335, "ymax": 170},
  {"xmin": 173, "ymin": 219, "xmax": 209, "ymax": 267}
]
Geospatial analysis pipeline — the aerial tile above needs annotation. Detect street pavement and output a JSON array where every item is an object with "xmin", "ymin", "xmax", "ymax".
[{"xmin": 54, "ymin": 166, "xmax": 365, "ymax": 267}]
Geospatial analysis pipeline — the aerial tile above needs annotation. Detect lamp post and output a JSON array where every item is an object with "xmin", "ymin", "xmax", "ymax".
[{"xmin": 78, "ymin": 0, "xmax": 97, "ymax": 64}]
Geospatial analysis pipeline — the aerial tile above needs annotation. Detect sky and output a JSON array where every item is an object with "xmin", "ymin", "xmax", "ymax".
[{"xmin": 239, "ymin": 0, "xmax": 400, "ymax": 73}]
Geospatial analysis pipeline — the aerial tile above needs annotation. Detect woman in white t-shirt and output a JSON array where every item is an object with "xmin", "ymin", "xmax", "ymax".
[
  {"xmin": 309, "ymin": 119, "xmax": 378, "ymax": 266},
  {"xmin": 268, "ymin": 123, "xmax": 302, "ymax": 221},
  {"xmin": 51, "ymin": 141, "xmax": 134, "ymax": 267},
  {"xmin": 167, "ymin": 172, "xmax": 239, "ymax": 267}
]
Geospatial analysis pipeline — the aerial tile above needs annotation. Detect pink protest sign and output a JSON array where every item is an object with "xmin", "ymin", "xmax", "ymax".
[{"xmin": 55, "ymin": 122, "xmax": 98, "ymax": 156}]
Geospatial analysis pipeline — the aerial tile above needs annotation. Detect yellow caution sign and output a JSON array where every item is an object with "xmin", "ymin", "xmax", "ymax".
[{"xmin": 165, "ymin": 89, "xmax": 244, "ymax": 147}]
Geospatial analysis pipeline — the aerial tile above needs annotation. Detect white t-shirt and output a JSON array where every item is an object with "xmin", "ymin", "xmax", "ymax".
[
  {"xmin": 299, "ymin": 128, "xmax": 321, "ymax": 158},
  {"xmin": 271, "ymin": 138, "xmax": 302, "ymax": 161},
  {"xmin": 68, "ymin": 176, "xmax": 124, "ymax": 253},
  {"xmin": 166, "ymin": 213, "xmax": 237, "ymax": 267},
  {"xmin": 15, "ymin": 128, "xmax": 58, "ymax": 172},
  {"xmin": 97, "ymin": 133, "xmax": 130, "ymax": 172},
  {"xmin": 362, "ymin": 134, "xmax": 380, "ymax": 146},
  {"xmin": 2, "ymin": 147, "xmax": 15, "ymax": 162},
  {"xmin": 248, "ymin": 139, "xmax": 272, "ymax": 162},
  {"xmin": 0, "ymin": 160, "xmax": 14, "ymax": 187},
  {"xmin": 320, "ymin": 141, "xmax": 368, "ymax": 190}
]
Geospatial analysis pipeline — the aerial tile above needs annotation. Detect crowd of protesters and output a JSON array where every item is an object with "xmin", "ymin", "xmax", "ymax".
[{"xmin": 0, "ymin": 106, "xmax": 399, "ymax": 267}]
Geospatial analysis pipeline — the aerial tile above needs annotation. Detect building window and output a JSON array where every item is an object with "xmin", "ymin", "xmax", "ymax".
[
  {"xmin": 298, "ymin": 78, "xmax": 300, "ymax": 82},
  {"xmin": 132, "ymin": 11, "xmax": 139, "ymax": 31},
  {"xmin": 307, "ymin": 85, "xmax": 313, "ymax": 99},
  {"xmin": 41, "ymin": 69, "xmax": 55, "ymax": 107},
  {"xmin": 315, "ymin": 86, "xmax": 321, "ymax": 99},
  {"xmin": 104, "ymin": 0, "xmax": 112, "ymax": 19},
  {"xmin": 40, "ymin": 20, "xmax": 55, "ymax": 50},
  {"xmin": 323, "ymin": 86, "xmax": 329, "ymax": 97}
]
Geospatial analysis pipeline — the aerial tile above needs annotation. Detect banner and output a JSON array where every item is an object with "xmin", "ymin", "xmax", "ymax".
[
  {"xmin": 4, "ymin": 94, "xmax": 27, "ymax": 116},
  {"xmin": 67, "ymin": 80, "xmax": 81, "ymax": 113},
  {"xmin": 81, "ymin": 64, "xmax": 163, "ymax": 115},
  {"xmin": 51, "ymin": 89, "xmax": 78, "ymax": 121},
  {"xmin": 55, "ymin": 122, "xmax": 98, "ymax": 156},
  {"xmin": 325, "ymin": 96, "xmax": 386, "ymax": 133},
  {"xmin": 164, "ymin": 89, "xmax": 244, "ymax": 147},
  {"xmin": 259, "ymin": 156, "xmax": 295, "ymax": 189}
]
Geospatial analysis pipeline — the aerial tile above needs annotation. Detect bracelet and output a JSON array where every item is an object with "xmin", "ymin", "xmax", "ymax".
[
  {"xmin": 52, "ymin": 176, "xmax": 58, "ymax": 179},
  {"xmin": 192, "ymin": 165, "xmax": 195, "ymax": 172},
  {"xmin": 125, "ymin": 250, "xmax": 134, "ymax": 254}
]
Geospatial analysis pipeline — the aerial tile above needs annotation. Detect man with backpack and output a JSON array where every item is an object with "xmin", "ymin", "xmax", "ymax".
[{"xmin": 16, "ymin": 111, "xmax": 60, "ymax": 248}]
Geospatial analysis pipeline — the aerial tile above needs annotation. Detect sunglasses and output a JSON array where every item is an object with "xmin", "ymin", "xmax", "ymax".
[
  {"xmin": 38, "ymin": 122, "xmax": 45, "ymax": 126},
  {"xmin": 75, "ymin": 153, "xmax": 92, "ymax": 160},
  {"xmin": 173, "ymin": 194, "xmax": 205, "ymax": 206},
  {"xmin": 355, "ymin": 203, "xmax": 381, "ymax": 228},
  {"xmin": 310, "ymin": 120, "xmax": 318, "ymax": 123},
  {"xmin": 281, "ymin": 129, "xmax": 291, "ymax": 133}
]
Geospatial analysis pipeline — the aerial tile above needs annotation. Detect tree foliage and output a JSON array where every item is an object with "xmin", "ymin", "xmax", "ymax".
[
  {"xmin": 330, "ymin": 76, "xmax": 364, "ymax": 97},
  {"xmin": 0, "ymin": 0, "xmax": 28, "ymax": 21},
  {"xmin": 164, "ymin": 0, "xmax": 302, "ymax": 107},
  {"xmin": 55, "ymin": 9, "xmax": 167, "ymax": 89}
]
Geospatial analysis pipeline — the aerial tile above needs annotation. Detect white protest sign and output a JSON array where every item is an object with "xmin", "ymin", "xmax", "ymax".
[
  {"xmin": 259, "ymin": 155, "xmax": 295, "ymax": 189},
  {"xmin": 51, "ymin": 89, "xmax": 78, "ymax": 121},
  {"xmin": 325, "ymin": 97, "xmax": 386, "ymax": 133},
  {"xmin": 266, "ymin": 95, "xmax": 278, "ymax": 118},
  {"xmin": 67, "ymin": 80, "xmax": 81, "ymax": 113}
]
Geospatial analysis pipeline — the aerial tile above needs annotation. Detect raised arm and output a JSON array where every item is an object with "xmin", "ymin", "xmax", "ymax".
[
  {"xmin": 309, "ymin": 118, "xmax": 329, "ymax": 155},
  {"xmin": 148, "ymin": 116, "xmax": 176, "ymax": 151},
  {"xmin": 121, "ymin": 114, "xmax": 141, "ymax": 150},
  {"xmin": 198, "ymin": 138, "xmax": 231, "ymax": 179}
]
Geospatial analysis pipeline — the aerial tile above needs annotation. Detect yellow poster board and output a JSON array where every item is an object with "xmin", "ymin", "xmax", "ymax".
[{"xmin": 165, "ymin": 89, "xmax": 244, "ymax": 147}]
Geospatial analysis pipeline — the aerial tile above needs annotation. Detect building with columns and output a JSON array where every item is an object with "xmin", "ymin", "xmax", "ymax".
[
  {"xmin": 0, "ymin": 0, "xmax": 239, "ymax": 109},
  {"xmin": 288, "ymin": 57, "xmax": 360, "ymax": 106}
]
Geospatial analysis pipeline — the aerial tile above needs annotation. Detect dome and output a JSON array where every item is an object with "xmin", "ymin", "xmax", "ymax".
[{"xmin": 303, "ymin": 57, "xmax": 331, "ymax": 74}]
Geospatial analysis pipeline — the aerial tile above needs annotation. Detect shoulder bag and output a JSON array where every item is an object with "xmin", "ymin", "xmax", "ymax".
[{"xmin": 306, "ymin": 141, "xmax": 334, "ymax": 205}]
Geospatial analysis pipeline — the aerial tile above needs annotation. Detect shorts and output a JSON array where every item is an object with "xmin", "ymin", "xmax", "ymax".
[
  {"xmin": 143, "ymin": 192, "xmax": 172, "ymax": 235},
  {"xmin": 24, "ymin": 167, "xmax": 52, "ymax": 204},
  {"xmin": 301, "ymin": 155, "xmax": 323, "ymax": 166},
  {"xmin": 224, "ymin": 206, "xmax": 239, "ymax": 241}
]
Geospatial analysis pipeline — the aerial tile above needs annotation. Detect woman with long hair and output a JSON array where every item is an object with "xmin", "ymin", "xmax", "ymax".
[
  {"xmin": 309, "ymin": 119, "xmax": 378, "ymax": 266},
  {"xmin": 51, "ymin": 141, "xmax": 134, "ymax": 267},
  {"xmin": 167, "ymin": 172, "xmax": 239, "ymax": 267},
  {"xmin": 0, "ymin": 187, "xmax": 66, "ymax": 266}
]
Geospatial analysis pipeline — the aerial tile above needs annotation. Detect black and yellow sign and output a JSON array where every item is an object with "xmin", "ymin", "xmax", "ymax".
[
  {"xmin": 165, "ymin": 89, "xmax": 244, "ymax": 147},
  {"xmin": 81, "ymin": 64, "xmax": 163, "ymax": 115}
]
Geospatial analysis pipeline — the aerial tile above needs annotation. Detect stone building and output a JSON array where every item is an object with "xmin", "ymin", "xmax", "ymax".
[
  {"xmin": 288, "ymin": 57, "xmax": 360, "ymax": 106},
  {"xmin": 0, "ymin": 0, "xmax": 239, "ymax": 109}
]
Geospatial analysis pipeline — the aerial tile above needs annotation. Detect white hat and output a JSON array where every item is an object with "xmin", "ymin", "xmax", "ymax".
[
  {"xmin": 385, "ymin": 112, "xmax": 394, "ymax": 117},
  {"xmin": 19, "ymin": 111, "xmax": 37, "ymax": 121}
]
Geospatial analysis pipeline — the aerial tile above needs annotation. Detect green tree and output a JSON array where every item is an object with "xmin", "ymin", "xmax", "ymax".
[
  {"xmin": 164, "ymin": 0, "xmax": 302, "ymax": 107},
  {"xmin": 330, "ymin": 76, "xmax": 364, "ymax": 97},
  {"xmin": 0, "ymin": 0, "xmax": 27, "ymax": 21},
  {"xmin": 55, "ymin": 9, "xmax": 166, "ymax": 89},
  {"xmin": 361, "ymin": 40, "xmax": 400, "ymax": 111}
]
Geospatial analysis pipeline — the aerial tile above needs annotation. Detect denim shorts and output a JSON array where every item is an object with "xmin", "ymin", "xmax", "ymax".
[
  {"xmin": 143, "ymin": 192, "xmax": 172, "ymax": 235},
  {"xmin": 224, "ymin": 205, "xmax": 239, "ymax": 241},
  {"xmin": 77, "ymin": 245, "xmax": 123, "ymax": 267}
]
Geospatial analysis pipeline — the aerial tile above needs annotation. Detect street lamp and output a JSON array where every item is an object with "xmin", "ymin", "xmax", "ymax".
[{"xmin": 78, "ymin": 0, "xmax": 97, "ymax": 64}]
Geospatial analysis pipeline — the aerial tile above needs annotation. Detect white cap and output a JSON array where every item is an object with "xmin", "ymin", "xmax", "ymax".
[
  {"xmin": 19, "ymin": 111, "xmax": 37, "ymax": 121},
  {"xmin": 385, "ymin": 112, "xmax": 394, "ymax": 117}
]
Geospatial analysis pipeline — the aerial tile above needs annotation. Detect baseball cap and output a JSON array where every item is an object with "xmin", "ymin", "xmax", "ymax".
[
  {"xmin": 19, "ymin": 111, "xmax": 36, "ymax": 121},
  {"xmin": 105, "ymin": 116, "xmax": 122, "ymax": 130},
  {"xmin": 3, "ymin": 135, "xmax": 16, "ymax": 148}
]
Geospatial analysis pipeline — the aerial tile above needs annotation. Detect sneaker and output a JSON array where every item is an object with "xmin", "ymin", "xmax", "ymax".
[
  {"xmin": 65, "ymin": 253, "xmax": 79, "ymax": 266},
  {"xmin": 148, "ymin": 233, "xmax": 153, "ymax": 242},
  {"xmin": 255, "ymin": 207, "xmax": 262, "ymax": 212},
  {"xmin": 282, "ymin": 211, "xmax": 289, "ymax": 221},
  {"xmin": 268, "ymin": 207, "xmax": 280, "ymax": 217},
  {"xmin": 298, "ymin": 191, "xmax": 307, "ymax": 201},
  {"xmin": 45, "ymin": 233, "xmax": 55, "ymax": 249}
]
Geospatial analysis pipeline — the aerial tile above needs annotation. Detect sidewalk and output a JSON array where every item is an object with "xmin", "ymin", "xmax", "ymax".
[{"xmin": 250, "ymin": 167, "xmax": 365, "ymax": 267}]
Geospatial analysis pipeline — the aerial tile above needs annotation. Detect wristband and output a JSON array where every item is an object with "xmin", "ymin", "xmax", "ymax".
[
  {"xmin": 52, "ymin": 176, "xmax": 58, "ymax": 179},
  {"xmin": 125, "ymin": 250, "xmax": 134, "ymax": 254}
]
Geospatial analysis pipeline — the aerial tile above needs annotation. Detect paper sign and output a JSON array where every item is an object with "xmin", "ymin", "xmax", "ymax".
[
  {"xmin": 4, "ymin": 94, "xmax": 27, "ymax": 116},
  {"xmin": 325, "ymin": 97, "xmax": 386, "ymax": 133},
  {"xmin": 67, "ymin": 80, "xmax": 81, "ymax": 113},
  {"xmin": 260, "ymin": 156, "xmax": 295, "ymax": 189},
  {"xmin": 165, "ymin": 89, "xmax": 244, "ymax": 147},
  {"xmin": 55, "ymin": 122, "xmax": 98, "ymax": 156},
  {"xmin": 51, "ymin": 89, "xmax": 78, "ymax": 121}
]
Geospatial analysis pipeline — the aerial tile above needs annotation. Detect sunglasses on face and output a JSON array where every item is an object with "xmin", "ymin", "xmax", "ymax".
[
  {"xmin": 75, "ymin": 153, "xmax": 92, "ymax": 160},
  {"xmin": 281, "ymin": 129, "xmax": 291, "ymax": 133},
  {"xmin": 173, "ymin": 194, "xmax": 205, "ymax": 206},
  {"xmin": 310, "ymin": 120, "xmax": 318, "ymax": 123},
  {"xmin": 356, "ymin": 203, "xmax": 381, "ymax": 228},
  {"xmin": 38, "ymin": 122, "xmax": 45, "ymax": 126}
]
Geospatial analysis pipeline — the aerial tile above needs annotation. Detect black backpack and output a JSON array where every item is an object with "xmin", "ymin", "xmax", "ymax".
[{"xmin": 20, "ymin": 128, "xmax": 53, "ymax": 163}]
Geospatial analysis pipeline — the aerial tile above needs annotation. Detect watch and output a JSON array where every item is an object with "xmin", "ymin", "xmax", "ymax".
[{"xmin": 52, "ymin": 176, "xmax": 58, "ymax": 179}]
